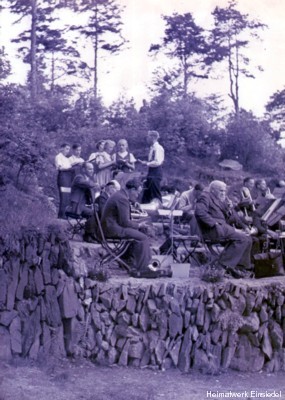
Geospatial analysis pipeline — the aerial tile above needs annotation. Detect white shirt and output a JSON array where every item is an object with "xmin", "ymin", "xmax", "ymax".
[
  {"xmin": 55, "ymin": 153, "xmax": 72, "ymax": 170},
  {"xmin": 147, "ymin": 141, "xmax": 164, "ymax": 167},
  {"xmin": 69, "ymin": 155, "xmax": 84, "ymax": 166}
]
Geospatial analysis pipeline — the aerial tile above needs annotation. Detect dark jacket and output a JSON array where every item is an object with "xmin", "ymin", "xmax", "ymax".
[
  {"xmin": 70, "ymin": 173, "xmax": 97, "ymax": 215},
  {"xmin": 101, "ymin": 189, "xmax": 139, "ymax": 238},
  {"xmin": 195, "ymin": 191, "xmax": 246, "ymax": 239},
  {"xmin": 95, "ymin": 191, "xmax": 109, "ymax": 218},
  {"xmin": 195, "ymin": 191, "xmax": 228, "ymax": 228}
]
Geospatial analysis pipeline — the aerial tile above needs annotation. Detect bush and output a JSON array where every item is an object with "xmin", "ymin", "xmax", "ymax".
[
  {"xmin": 89, "ymin": 263, "xmax": 110, "ymax": 282},
  {"xmin": 0, "ymin": 183, "xmax": 56, "ymax": 236},
  {"xmin": 200, "ymin": 264, "xmax": 224, "ymax": 283}
]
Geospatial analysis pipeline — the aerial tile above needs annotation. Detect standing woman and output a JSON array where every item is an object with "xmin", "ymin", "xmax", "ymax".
[
  {"xmin": 95, "ymin": 140, "xmax": 116, "ymax": 187},
  {"xmin": 113, "ymin": 138, "xmax": 136, "ymax": 187},
  {"xmin": 55, "ymin": 143, "xmax": 73, "ymax": 219},
  {"xmin": 88, "ymin": 140, "xmax": 106, "ymax": 186}
]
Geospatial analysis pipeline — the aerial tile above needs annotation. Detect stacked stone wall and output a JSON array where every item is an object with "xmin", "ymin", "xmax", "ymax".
[{"xmin": 1, "ymin": 226, "xmax": 285, "ymax": 373}]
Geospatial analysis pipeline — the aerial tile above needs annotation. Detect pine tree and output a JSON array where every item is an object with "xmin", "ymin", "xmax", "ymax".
[
  {"xmin": 71, "ymin": 0, "xmax": 126, "ymax": 98},
  {"xmin": 149, "ymin": 13, "xmax": 209, "ymax": 96},
  {"xmin": 207, "ymin": 0, "xmax": 266, "ymax": 114}
]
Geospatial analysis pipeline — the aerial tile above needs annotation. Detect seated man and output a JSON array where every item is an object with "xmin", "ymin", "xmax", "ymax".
[
  {"xmin": 70, "ymin": 162, "xmax": 99, "ymax": 217},
  {"xmin": 84, "ymin": 180, "xmax": 121, "ymax": 243},
  {"xmin": 177, "ymin": 183, "xmax": 204, "ymax": 234},
  {"xmin": 101, "ymin": 179, "xmax": 157, "ymax": 277},
  {"xmin": 195, "ymin": 180, "xmax": 253, "ymax": 278},
  {"xmin": 253, "ymin": 179, "xmax": 275, "ymax": 208},
  {"xmin": 227, "ymin": 177, "xmax": 256, "ymax": 218},
  {"xmin": 95, "ymin": 180, "xmax": 121, "ymax": 218}
]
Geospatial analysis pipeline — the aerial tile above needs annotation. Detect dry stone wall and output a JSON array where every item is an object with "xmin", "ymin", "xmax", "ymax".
[{"xmin": 1, "ymin": 226, "xmax": 285, "ymax": 374}]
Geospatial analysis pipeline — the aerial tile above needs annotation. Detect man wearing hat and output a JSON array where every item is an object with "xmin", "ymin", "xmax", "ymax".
[{"xmin": 138, "ymin": 130, "xmax": 165, "ymax": 204}]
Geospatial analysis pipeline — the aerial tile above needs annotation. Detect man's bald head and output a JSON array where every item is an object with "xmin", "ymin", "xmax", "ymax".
[
  {"xmin": 209, "ymin": 180, "xmax": 227, "ymax": 202},
  {"xmin": 82, "ymin": 162, "xmax": 94, "ymax": 177}
]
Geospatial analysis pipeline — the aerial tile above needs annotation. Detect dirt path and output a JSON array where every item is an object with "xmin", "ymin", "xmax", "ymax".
[{"xmin": 1, "ymin": 358, "xmax": 285, "ymax": 400}]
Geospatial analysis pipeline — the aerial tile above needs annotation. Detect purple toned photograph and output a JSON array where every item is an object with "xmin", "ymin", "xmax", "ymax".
[{"xmin": 1, "ymin": 1, "xmax": 285, "ymax": 399}]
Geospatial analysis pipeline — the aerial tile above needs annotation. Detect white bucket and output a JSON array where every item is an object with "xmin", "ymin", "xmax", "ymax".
[{"xmin": 171, "ymin": 263, "xmax": 190, "ymax": 278}]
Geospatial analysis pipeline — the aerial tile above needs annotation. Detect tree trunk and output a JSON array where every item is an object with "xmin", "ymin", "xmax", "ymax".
[
  {"xmin": 93, "ymin": 5, "xmax": 98, "ymax": 99},
  {"xmin": 51, "ymin": 51, "xmax": 55, "ymax": 94},
  {"xmin": 30, "ymin": 0, "xmax": 38, "ymax": 104},
  {"xmin": 234, "ymin": 40, "xmax": 239, "ymax": 114},
  {"xmin": 182, "ymin": 57, "xmax": 188, "ymax": 96},
  {"xmin": 227, "ymin": 37, "xmax": 239, "ymax": 115}
]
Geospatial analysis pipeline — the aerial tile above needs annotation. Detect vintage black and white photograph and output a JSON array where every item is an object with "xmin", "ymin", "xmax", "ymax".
[{"xmin": 1, "ymin": 0, "xmax": 285, "ymax": 399}]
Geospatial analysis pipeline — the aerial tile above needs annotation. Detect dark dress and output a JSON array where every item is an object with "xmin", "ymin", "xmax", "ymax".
[{"xmin": 57, "ymin": 170, "xmax": 74, "ymax": 219}]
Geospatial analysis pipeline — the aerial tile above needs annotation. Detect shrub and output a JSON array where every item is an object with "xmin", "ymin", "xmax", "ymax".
[
  {"xmin": 0, "ymin": 183, "xmax": 55, "ymax": 237},
  {"xmin": 200, "ymin": 264, "xmax": 224, "ymax": 283},
  {"xmin": 89, "ymin": 263, "xmax": 110, "ymax": 282}
]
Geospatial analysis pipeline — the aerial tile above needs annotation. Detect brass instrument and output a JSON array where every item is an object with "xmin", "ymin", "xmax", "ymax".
[{"xmin": 241, "ymin": 187, "xmax": 256, "ymax": 212}]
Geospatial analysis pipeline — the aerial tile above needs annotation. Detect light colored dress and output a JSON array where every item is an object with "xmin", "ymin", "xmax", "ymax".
[{"xmin": 96, "ymin": 151, "xmax": 114, "ymax": 187}]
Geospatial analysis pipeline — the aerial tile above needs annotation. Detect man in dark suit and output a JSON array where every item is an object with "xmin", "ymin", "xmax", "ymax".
[
  {"xmin": 95, "ymin": 180, "xmax": 121, "ymax": 218},
  {"xmin": 195, "ymin": 180, "xmax": 253, "ymax": 278},
  {"xmin": 101, "ymin": 179, "xmax": 156, "ymax": 276},
  {"xmin": 84, "ymin": 180, "xmax": 121, "ymax": 243},
  {"xmin": 70, "ymin": 162, "xmax": 99, "ymax": 217}
]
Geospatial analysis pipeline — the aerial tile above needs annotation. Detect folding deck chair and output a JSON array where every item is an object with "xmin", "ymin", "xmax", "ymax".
[
  {"xmin": 93, "ymin": 205, "xmax": 133, "ymax": 272},
  {"xmin": 158, "ymin": 209, "xmax": 208, "ymax": 265},
  {"xmin": 65, "ymin": 208, "xmax": 87, "ymax": 239}
]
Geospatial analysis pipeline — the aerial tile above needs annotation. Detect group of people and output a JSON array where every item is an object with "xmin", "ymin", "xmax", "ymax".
[
  {"xmin": 54, "ymin": 131, "xmax": 167, "ymax": 278},
  {"xmin": 54, "ymin": 131, "xmax": 165, "ymax": 219},
  {"xmin": 194, "ymin": 177, "xmax": 285, "ymax": 278},
  {"xmin": 54, "ymin": 131, "xmax": 285, "ymax": 279}
]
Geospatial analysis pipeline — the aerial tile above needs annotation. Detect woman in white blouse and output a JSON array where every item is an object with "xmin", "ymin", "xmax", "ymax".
[{"xmin": 55, "ymin": 143, "xmax": 73, "ymax": 219}]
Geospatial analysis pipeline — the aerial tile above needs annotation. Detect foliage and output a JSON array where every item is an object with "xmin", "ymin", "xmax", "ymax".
[
  {"xmin": 207, "ymin": 0, "xmax": 267, "ymax": 113},
  {"xmin": 89, "ymin": 262, "xmax": 110, "ymax": 282},
  {"xmin": 200, "ymin": 265, "xmax": 224, "ymax": 283},
  {"xmin": 149, "ymin": 12, "xmax": 209, "ymax": 95},
  {"xmin": 71, "ymin": 0, "xmax": 126, "ymax": 98},
  {"xmin": 147, "ymin": 92, "xmax": 222, "ymax": 171},
  {"xmin": 0, "ymin": 182, "xmax": 55, "ymax": 236},
  {"xmin": 0, "ymin": 47, "xmax": 11, "ymax": 80},
  {"xmin": 221, "ymin": 110, "xmax": 284, "ymax": 174},
  {"xmin": 0, "ymin": 84, "xmax": 48, "ymax": 185},
  {"xmin": 0, "ymin": 2, "xmax": 284, "ymax": 234},
  {"xmin": 8, "ymin": 0, "xmax": 88, "ymax": 101},
  {"xmin": 266, "ymin": 87, "xmax": 285, "ymax": 136}
]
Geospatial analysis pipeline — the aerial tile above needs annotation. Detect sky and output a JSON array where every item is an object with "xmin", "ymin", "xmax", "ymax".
[{"xmin": 1, "ymin": 0, "xmax": 285, "ymax": 116}]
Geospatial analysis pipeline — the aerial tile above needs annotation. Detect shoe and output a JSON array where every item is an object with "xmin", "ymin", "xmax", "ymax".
[
  {"xmin": 226, "ymin": 265, "xmax": 247, "ymax": 279},
  {"xmin": 83, "ymin": 234, "xmax": 97, "ymax": 244}
]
